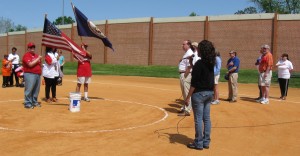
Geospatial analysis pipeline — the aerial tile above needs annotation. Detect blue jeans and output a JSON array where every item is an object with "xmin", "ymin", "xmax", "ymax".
[
  {"xmin": 24, "ymin": 73, "xmax": 41, "ymax": 107},
  {"xmin": 191, "ymin": 91, "xmax": 214, "ymax": 148}
]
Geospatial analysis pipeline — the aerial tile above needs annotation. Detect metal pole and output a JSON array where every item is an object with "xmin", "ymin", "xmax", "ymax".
[{"xmin": 62, "ymin": 0, "xmax": 65, "ymax": 25}]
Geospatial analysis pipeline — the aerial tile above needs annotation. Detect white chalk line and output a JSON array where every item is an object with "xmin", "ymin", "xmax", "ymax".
[
  {"xmin": 0, "ymin": 98, "xmax": 169, "ymax": 134},
  {"xmin": 66, "ymin": 79, "xmax": 178, "ymax": 92}
]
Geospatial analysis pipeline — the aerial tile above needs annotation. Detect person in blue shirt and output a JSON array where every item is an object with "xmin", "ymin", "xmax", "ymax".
[
  {"xmin": 226, "ymin": 50, "xmax": 240, "ymax": 103},
  {"xmin": 211, "ymin": 51, "xmax": 222, "ymax": 104}
]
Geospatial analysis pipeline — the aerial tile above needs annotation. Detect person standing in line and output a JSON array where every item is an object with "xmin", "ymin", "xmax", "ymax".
[
  {"xmin": 22, "ymin": 42, "xmax": 42, "ymax": 109},
  {"xmin": 226, "ymin": 50, "xmax": 240, "ymax": 103},
  {"xmin": 43, "ymin": 47, "xmax": 60, "ymax": 103},
  {"xmin": 255, "ymin": 49, "xmax": 263, "ymax": 101},
  {"xmin": 211, "ymin": 51, "xmax": 222, "ymax": 105},
  {"xmin": 185, "ymin": 40, "xmax": 215, "ymax": 150},
  {"xmin": 178, "ymin": 40, "xmax": 194, "ymax": 116},
  {"xmin": 57, "ymin": 50, "xmax": 65, "ymax": 86},
  {"xmin": 76, "ymin": 43, "xmax": 92, "ymax": 102},
  {"xmin": 8, "ymin": 47, "xmax": 20, "ymax": 87},
  {"xmin": 2, "ymin": 54, "xmax": 12, "ymax": 88},
  {"xmin": 258, "ymin": 44, "xmax": 273, "ymax": 105},
  {"xmin": 276, "ymin": 53, "xmax": 293, "ymax": 100}
]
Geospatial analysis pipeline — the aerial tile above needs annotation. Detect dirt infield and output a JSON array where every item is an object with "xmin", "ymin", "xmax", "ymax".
[{"xmin": 0, "ymin": 75, "xmax": 299, "ymax": 156}]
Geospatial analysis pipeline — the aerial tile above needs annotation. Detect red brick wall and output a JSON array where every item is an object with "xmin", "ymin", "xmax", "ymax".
[
  {"xmin": 209, "ymin": 20, "xmax": 273, "ymax": 69},
  {"xmin": 153, "ymin": 22, "xmax": 204, "ymax": 66},
  {"xmin": 277, "ymin": 21, "xmax": 300, "ymax": 71},
  {"xmin": 107, "ymin": 22, "xmax": 150, "ymax": 65}
]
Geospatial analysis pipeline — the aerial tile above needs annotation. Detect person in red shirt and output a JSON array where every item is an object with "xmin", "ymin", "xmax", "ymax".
[
  {"xmin": 22, "ymin": 42, "xmax": 42, "ymax": 109},
  {"xmin": 75, "ymin": 43, "xmax": 92, "ymax": 102},
  {"xmin": 2, "ymin": 54, "xmax": 12, "ymax": 88}
]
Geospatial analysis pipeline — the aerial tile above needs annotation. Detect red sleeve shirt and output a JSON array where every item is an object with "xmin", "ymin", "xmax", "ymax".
[
  {"xmin": 77, "ymin": 60, "xmax": 92, "ymax": 77},
  {"xmin": 22, "ymin": 52, "xmax": 42, "ymax": 75}
]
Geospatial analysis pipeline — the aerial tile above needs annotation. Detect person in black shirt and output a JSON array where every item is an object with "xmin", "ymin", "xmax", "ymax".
[{"xmin": 185, "ymin": 40, "xmax": 215, "ymax": 150}]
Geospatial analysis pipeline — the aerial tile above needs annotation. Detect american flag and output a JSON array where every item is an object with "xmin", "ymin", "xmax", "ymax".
[{"xmin": 42, "ymin": 17, "xmax": 87, "ymax": 61}]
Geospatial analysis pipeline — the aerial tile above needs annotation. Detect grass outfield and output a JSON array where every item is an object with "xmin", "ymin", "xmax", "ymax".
[{"xmin": 63, "ymin": 62, "xmax": 300, "ymax": 88}]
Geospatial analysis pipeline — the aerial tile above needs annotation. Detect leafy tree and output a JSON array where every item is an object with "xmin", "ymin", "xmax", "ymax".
[
  {"xmin": 189, "ymin": 12, "xmax": 198, "ymax": 16},
  {"xmin": 12, "ymin": 24, "xmax": 27, "ymax": 32},
  {"xmin": 53, "ymin": 16, "xmax": 75, "ymax": 25},
  {"xmin": 250, "ymin": 0, "xmax": 300, "ymax": 14},
  {"xmin": 235, "ymin": 6, "xmax": 258, "ymax": 14},
  {"xmin": 0, "ymin": 17, "xmax": 14, "ymax": 33},
  {"xmin": 0, "ymin": 17, "xmax": 27, "ymax": 33}
]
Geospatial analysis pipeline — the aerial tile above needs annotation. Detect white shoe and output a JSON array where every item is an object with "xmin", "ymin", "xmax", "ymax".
[
  {"xmin": 211, "ymin": 100, "xmax": 220, "ymax": 105},
  {"xmin": 261, "ymin": 100, "xmax": 269, "ymax": 104},
  {"xmin": 256, "ymin": 98, "xmax": 263, "ymax": 103},
  {"xmin": 83, "ymin": 97, "xmax": 90, "ymax": 102}
]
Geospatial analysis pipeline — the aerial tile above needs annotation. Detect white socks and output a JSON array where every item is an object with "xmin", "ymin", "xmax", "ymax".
[{"xmin": 84, "ymin": 92, "xmax": 88, "ymax": 98}]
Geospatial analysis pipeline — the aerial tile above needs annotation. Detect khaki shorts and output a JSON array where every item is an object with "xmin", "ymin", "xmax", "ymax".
[
  {"xmin": 214, "ymin": 75, "xmax": 220, "ymax": 84},
  {"xmin": 259, "ymin": 71, "xmax": 272, "ymax": 86},
  {"xmin": 77, "ymin": 77, "xmax": 91, "ymax": 84}
]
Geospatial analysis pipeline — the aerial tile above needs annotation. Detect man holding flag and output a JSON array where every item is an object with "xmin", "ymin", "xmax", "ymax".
[{"xmin": 75, "ymin": 43, "xmax": 92, "ymax": 102}]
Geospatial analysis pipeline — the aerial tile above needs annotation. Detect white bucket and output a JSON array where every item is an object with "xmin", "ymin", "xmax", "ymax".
[{"xmin": 69, "ymin": 92, "xmax": 81, "ymax": 112}]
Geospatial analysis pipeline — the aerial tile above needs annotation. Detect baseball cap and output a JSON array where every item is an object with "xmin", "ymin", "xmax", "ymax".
[
  {"xmin": 191, "ymin": 42, "xmax": 198, "ymax": 47},
  {"xmin": 261, "ymin": 44, "xmax": 270, "ymax": 49},
  {"xmin": 27, "ymin": 42, "xmax": 35, "ymax": 48}
]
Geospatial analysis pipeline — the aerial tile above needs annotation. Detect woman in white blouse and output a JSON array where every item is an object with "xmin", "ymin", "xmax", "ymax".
[
  {"xmin": 276, "ymin": 53, "xmax": 293, "ymax": 100},
  {"xmin": 42, "ymin": 47, "xmax": 60, "ymax": 103}
]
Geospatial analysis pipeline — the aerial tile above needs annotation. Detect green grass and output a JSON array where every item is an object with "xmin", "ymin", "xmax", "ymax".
[
  {"xmin": 64, "ymin": 62, "xmax": 300, "ymax": 88},
  {"xmin": 2, "ymin": 62, "xmax": 299, "ymax": 88},
  {"xmin": 64, "ymin": 62, "xmax": 179, "ymax": 78}
]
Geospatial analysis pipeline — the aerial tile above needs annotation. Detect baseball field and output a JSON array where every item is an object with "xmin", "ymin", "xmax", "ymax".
[{"xmin": 0, "ymin": 75, "xmax": 299, "ymax": 156}]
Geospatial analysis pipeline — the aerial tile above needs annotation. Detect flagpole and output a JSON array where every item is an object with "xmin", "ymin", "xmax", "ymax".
[
  {"xmin": 42, "ymin": 14, "xmax": 48, "ymax": 56},
  {"xmin": 62, "ymin": 0, "xmax": 65, "ymax": 25},
  {"xmin": 70, "ymin": 1, "xmax": 83, "ymax": 44}
]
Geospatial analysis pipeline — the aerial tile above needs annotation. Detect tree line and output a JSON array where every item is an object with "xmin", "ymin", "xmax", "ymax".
[
  {"xmin": 190, "ymin": 0, "xmax": 300, "ymax": 16},
  {"xmin": 0, "ymin": 16, "xmax": 74, "ymax": 34}
]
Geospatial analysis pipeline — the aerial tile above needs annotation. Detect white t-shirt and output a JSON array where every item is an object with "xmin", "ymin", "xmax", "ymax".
[
  {"xmin": 192, "ymin": 51, "xmax": 201, "ymax": 65},
  {"xmin": 276, "ymin": 60, "xmax": 293, "ymax": 79},
  {"xmin": 42, "ymin": 52, "xmax": 60, "ymax": 78},
  {"xmin": 8, "ymin": 53, "xmax": 20, "ymax": 65},
  {"xmin": 178, "ymin": 49, "xmax": 193, "ymax": 72}
]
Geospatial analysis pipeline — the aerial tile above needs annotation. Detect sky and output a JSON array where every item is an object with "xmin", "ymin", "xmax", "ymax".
[{"xmin": 0, "ymin": 0, "xmax": 255, "ymax": 29}]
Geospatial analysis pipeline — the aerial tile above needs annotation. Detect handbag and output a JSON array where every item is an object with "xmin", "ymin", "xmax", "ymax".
[{"xmin": 224, "ymin": 73, "xmax": 229, "ymax": 80}]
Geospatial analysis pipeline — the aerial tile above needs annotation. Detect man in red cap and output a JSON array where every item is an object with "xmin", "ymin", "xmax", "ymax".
[
  {"xmin": 22, "ymin": 42, "xmax": 42, "ymax": 109},
  {"xmin": 75, "ymin": 43, "xmax": 92, "ymax": 102}
]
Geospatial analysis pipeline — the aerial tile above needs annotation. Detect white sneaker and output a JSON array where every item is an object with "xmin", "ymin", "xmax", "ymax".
[
  {"xmin": 211, "ymin": 100, "xmax": 220, "ymax": 105},
  {"xmin": 261, "ymin": 100, "xmax": 269, "ymax": 104},
  {"xmin": 256, "ymin": 98, "xmax": 263, "ymax": 103},
  {"xmin": 83, "ymin": 97, "xmax": 90, "ymax": 102}
]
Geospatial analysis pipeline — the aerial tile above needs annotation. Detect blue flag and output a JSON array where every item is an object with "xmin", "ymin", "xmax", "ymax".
[{"xmin": 72, "ymin": 3, "xmax": 114, "ymax": 51}]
